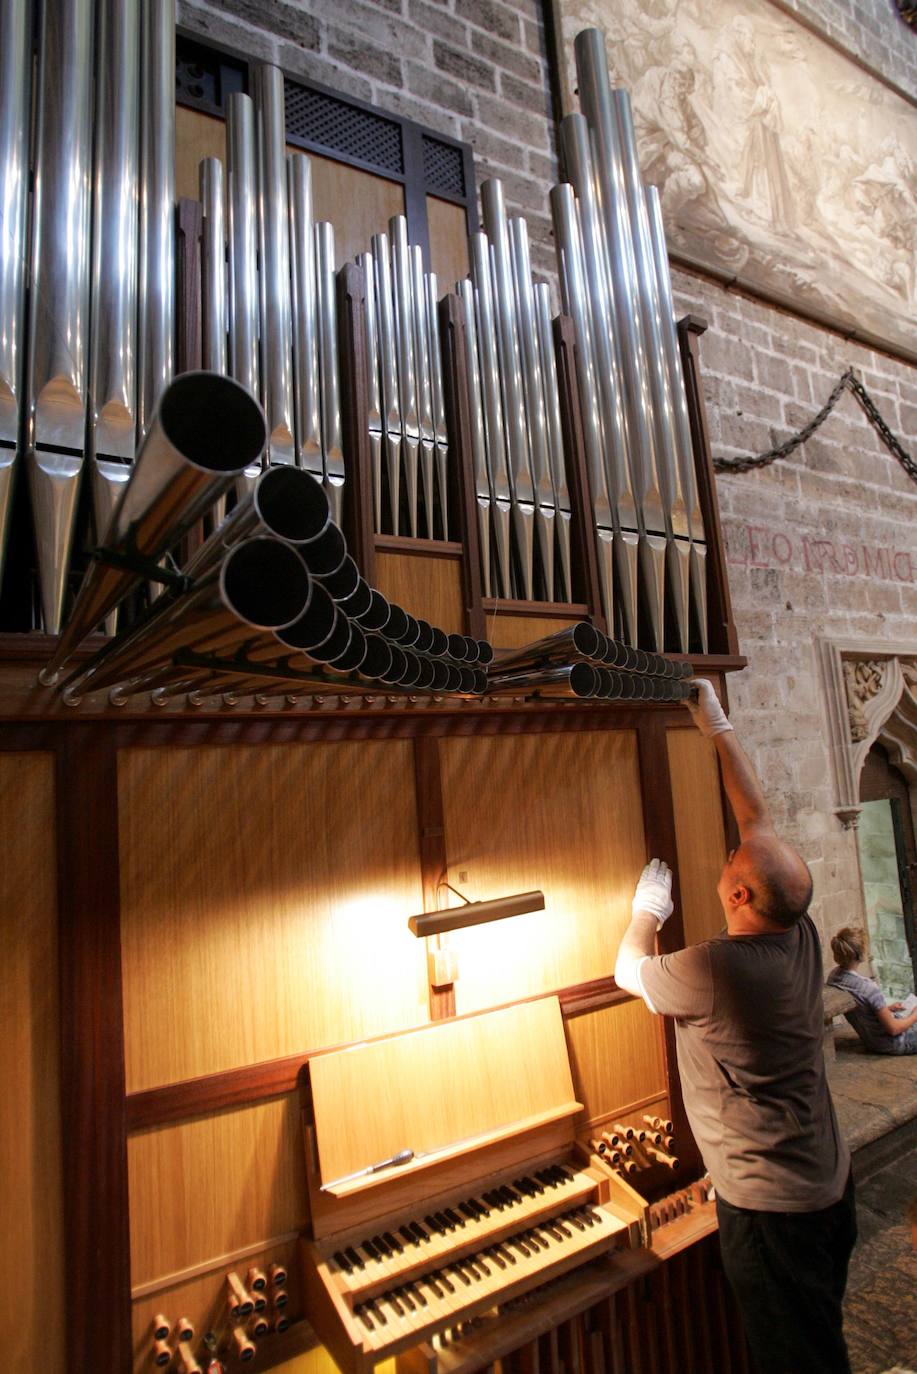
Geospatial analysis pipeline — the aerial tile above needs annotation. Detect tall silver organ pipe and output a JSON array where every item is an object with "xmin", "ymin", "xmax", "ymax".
[
  {"xmin": 411, "ymin": 244, "xmax": 435, "ymax": 537},
  {"xmin": 359, "ymin": 249, "xmax": 384, "ymax": 529},
  {"xmin": 287, "ymin": 152, "xmax": 323, "ymax": 476},
  {"xmin": 371, "ymin": 231, "xmax": 401, "ymax": 533},
  {"xmin": 645, "ymin": 184, "xmax": 708, "ymax": 651},
  {"xmin": 468, "ymin": 232, "xmax": 513, "ymax": 600},
  {"xmin": 137, "ymin": 0, "xmax": 175, "ymax": 443},
  {"xmin": 573, "ymin": 28, "xmax": 666, "ymax": 649},
  {"xmin": 480, "ymin": 180, "xmax": 535, "ymax": 600},
  {"xmin": 200, "ymin": 158, "xmax": 228, "ymax": 375},
  {"xmin": 508, "ymin": 216, "xmax": 557, "ymax": 602},
  {"xmin": 89, "ymin": 0, "xmax": 141, "ymax": 555},
  {"xmin": 389, "ymin": 216, "xmax": 419, "ymax": 535},
  {"xmin": 457, "ymin": 278, "xmax": 492, "ymax": 598},
  {"xmin": 0, "ymin": 0, "xmax": 33, "ymax": 587},
  {"xmin": 426, "ymin": 272, "xmax": 449, "ymax": 540},
  {"xmin": 253, "ymin": 65, "xmax": 295, "ymax": 467},
  {"xmin": 533, "ymin": 284, "xmax": 573, "ymax": 604},
  {"xmin": 27, "ymin": 0, "xmax": 95, "ymax": 634},
  {"xmin": 315, "ymin": 222, "xmax": 344, "ymax": 522},
  {"xmin": 227, "ymin": 94, "xmax": 260, "ymax": 405}
]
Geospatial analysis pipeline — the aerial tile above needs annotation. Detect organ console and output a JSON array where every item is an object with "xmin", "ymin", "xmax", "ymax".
[{"xmin": 300, "ymin": 999, "xmax": 654, "ymax": 1374}]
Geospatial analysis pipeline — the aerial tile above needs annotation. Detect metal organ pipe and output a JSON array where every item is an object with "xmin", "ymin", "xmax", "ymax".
[
  {"xmin": 0, "ymin": 0, "xmax": 31, "ymax": 588},
  {"xmin": 200, "ymin": 158, "xmax": 228, "ymax": 375},
  {"xmin": 137, "ymin": 0, "xmax": 176, "ymax": 443},
  {"xmin": 89, "ymin": 0, "xmax": 141, "ymax": 573},
  {"xmin": 253, "ymin": 65, "xmax": 295, "ymax": 467},
  {"xmin": 27, "ymin": 0, "xmax": 95, "ymax": 634},
  {"xmin": 315, "ymin": 221, "xmax": 345, "ymax": 522},
  {"xmin": 288, "ymin": 152, "xmax": 323, "ymax": 475}
]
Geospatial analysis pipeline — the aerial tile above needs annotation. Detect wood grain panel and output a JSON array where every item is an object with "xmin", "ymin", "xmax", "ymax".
[
  {"xmin": 176, "ymin": 107, "xmax": 225, "ymax": 201},
  {"xmin": 666, "ymin": 729, "xmax": 727, "ymax": 947},
  {"xmin": 128, "ymin": 1097, "xmax": 307, "ymax": 1286},
  {"xmin": 427, "ymin": 195, "xmax": 469, "ymax": 289},
  {"xmin": 311, "ymin": 154, "xmax": 404, "ymax": 270},
  {"xmin": 375, "ymin": 552, "xmax": 465, "ymax": 633},
  {"xmin": 485, "ymin": 614, "xmax": 580, "ymax": 650},
  {"xmin": 119, "ymin": 742, "xmax": 428, "ymax": 1090},
  {"xmin": 563, "ymin": 1000, "xmax": 667, "ymax": 1129},
  {"xmin": 0, "ymin": 754, "xmax": 65, "ymax": 1372},
  {"xmin": 309, "ymin": 999, "xmax": 576, "ymax": 1186},
  {"xmin": 439, "ymin": 731, "xmax": 646, "ymax": 1013}
]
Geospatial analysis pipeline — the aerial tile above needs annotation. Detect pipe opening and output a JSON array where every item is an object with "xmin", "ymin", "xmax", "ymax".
[
  {"xmin": 278, "ymin": 582, "xmax": 337, "ymax": 650},
  {"xmin": 256, "ymin": 467, "xmax": 330, "ymax": 543},
  {"xmin": 160, "ymin": 373, "xmax": 265, "ymax": 470},
  {"xmin": 222, "ymin": 540, "xmax": 311, "ymax": 628}
]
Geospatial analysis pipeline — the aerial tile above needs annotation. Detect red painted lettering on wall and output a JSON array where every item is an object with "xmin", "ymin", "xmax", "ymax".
[{"xmin": 724, "ymin": 521, "xmax": 913, "ymax": 586}]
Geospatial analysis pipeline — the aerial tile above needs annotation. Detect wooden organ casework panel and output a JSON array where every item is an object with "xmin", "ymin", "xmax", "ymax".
[
  {"xmin": 667, "ymin": 728, "xmax": 731, "ymax": 947},
  {"xmin": 0, "ymin": 753, "xmax": 66, "ymax": 1373}
]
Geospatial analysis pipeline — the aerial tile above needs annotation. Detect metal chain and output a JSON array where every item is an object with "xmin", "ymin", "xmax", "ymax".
[{"xmin": 713, "ymin": 368, "xmax": 917, "ymax": 483}]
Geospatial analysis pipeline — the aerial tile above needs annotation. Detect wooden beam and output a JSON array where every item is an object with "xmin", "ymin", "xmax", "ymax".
[{"xmin": 56, "ymin": 726, "xmax": 131, "ymax": 1374}]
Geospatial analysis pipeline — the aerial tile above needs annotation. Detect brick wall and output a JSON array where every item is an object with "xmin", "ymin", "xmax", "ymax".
[{"xmin": 179, "ymin": 0, "xmax": 917, "ymax": 949}]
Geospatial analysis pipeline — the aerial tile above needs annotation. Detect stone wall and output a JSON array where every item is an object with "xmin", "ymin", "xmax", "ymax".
[{"xmin": 178, "ymin": 0, "xmax": 917, "ymax": 948}]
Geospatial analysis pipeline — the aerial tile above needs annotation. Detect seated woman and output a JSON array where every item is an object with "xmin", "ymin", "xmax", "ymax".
[{"xmin": 827, "ymin": 926, "xmax": 917, "ymax": 1054}]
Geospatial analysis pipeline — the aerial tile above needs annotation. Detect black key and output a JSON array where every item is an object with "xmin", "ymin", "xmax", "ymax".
[
  {"xmin": 524, "ymin": 1174, "xmax": 545, "ymax": 1195},
  {"xmin": 463, "ymin": 1257, "xmax": 483, "ymax": 1280},
  {"xmin": 446, "ymin": 1207, "xmax": 465, "ymax": 1229},
  {"xmin": 436, "ymin": 1211, "xmax": 454, "ymax": 1232},
  {"xmin": 555, "ymin": 1164, "xmax": 572, "ymax": 1182},
  {"xmin": 555, "ymin": 1219, "xmax": 572, "ymax": 1237},
  {"xmin": 356, "ymin": 1305, "xmax": 374, "ymax": 1331},
  {"xmin": 499, "ymin": 1242, "xmax": 517, "ymax": 1265},
  {"xmin": 567, "ymin": 1211, "xmax": 585, "ymax": 1232},
  {"xmin": 488, "ymin": 1246, "xmax": 506, "ymax": 1270},
  {"xmin": 372, "ymin": 1233, "xmax": 390, "ymax": 1257},
  {"xmin": 500, "ymin": 1185, "xmax": 520, "ymax": 1205},
  {"xmin": 345, "ymin": 1246, "xmax": 364, "ymax": 1270},
  {"xmin": 451, "ymin": 1264, "xmax": 471, "ymax": 1287},
  {"xmin": 468, "ymin": 1197, "xmax": 490, "ymax": 1218},
  {"xmin": 400, "ymin": 1225, "xmax": 419, "ymax": 1248},
  {"xmin": 476, "ymin": 1256, "xmax": 491, "ymax": 1276},
  {"xmin": 427, "ymin": 1275, "xmax": 443, "ymax": 1298},
  {"xmin": 398, "ymin": 1286, "xmax": 416, "ymax": 1312},
  {"xmin": 425, "ymin": 1214, "xmax": 445, "ymax": 1235},
  {"xmin": 409, "ymin": 1282, "xmax": 428, "ymax": 1308},
  {"xmin": 483, "ymin": 1190, "xmax": 504, "ymax": 1211},
  {"xmin": 437, "ymin": 1269, "xmax": 455, "ymax": 1294},
  {"xmin": 411, "ymin": 1221, "xmax": 429, "ymax": 1243},
  {"xmin": 459, "ymin": 1201, "xmax": 476, "ymax": 1221},
  {"xmin": 362, "ymin": 1239, "xmax": 379, "ymax": 1261},
  {"xmin": 511, "ymin": 1235, "xmax": 531, "ymax": 1257},
  {"xmin": 512, "ymin": 1176, "xmax": 532, "ymax": 1196},
  {"xmin": 536, "ymin": 1169, "xmax": 558, "ymax": 1190},
  {"xmin": 384, "ymin": 1230, "xmax": 402, "ymax": 1253},
  {"xmin": 368, "ymin": 1300, "xmax": 387, "ymax": 1327},
  {"xmin": 524, "ymin": 1229, "xmax": 544, "ymax": 1250},
  {"xmin": 386, "ymin": 1291, "xmax": 404, "ymax": 1317},
  {"xmin": 333, "ymin": 1250, "xmax": 352, "ymax": 1274},
  {"xmin": 542, "ymin": 1221, "xmax": 564, "ymax": 1240}
]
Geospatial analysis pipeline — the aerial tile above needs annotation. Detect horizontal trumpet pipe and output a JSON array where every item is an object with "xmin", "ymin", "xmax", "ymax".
[
  {"xmin": 175, "ymin": 1316, "xmax": 194, "ymax": 1342},
  {"xmin": 152, "ymin": 1337, "xmax": 172, "ymax": 1366},
  {"xmin": 152, "ymin": 1316, "xmax": 170, "ymax": 1341},
  {"xmin": 491, "ymin": 622, "xmax": 603, "ymax": 672},
  {"xmin": 269, "ymin": 1263, "xmax": 288, "ymax": 1287},
  {"xmin": 487, "ymin": 662, "xmax": 598, "ymax": 699},
  {"xmin": 184, "ymin": 466, "xmax": 330, "ymax": 580},
  {"xmin": 226, "ymin": 1272, "xmax": 253, "ymax": 1317}
]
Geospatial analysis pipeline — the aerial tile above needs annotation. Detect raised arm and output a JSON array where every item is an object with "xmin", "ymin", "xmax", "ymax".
[
  {"xmin": 614, "ymin": 859, "xmax": 674, "ymax": 996},
  {"xmin": 687, "ymin": 679, "xmax": 773, "ymax": 839}
]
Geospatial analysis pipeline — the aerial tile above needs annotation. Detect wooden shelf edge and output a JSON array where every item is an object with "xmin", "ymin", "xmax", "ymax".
[{"xmin": 482, "ymin": 598, "xmax": 590, "ymax": 617}]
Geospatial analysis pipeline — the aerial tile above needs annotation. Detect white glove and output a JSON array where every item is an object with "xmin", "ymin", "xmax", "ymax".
[
  {"xmin": 632, "ymin": 858, "xmax": 674, "ymax": 928},
  {"xmin": 686, "ymin": 677, "xmax": 734, "ymax": 738}
]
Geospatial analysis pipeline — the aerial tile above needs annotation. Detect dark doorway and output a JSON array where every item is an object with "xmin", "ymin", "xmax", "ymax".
[{"xmin": 858, "ymin": 743, "xmax": 917, "ymax": 996}]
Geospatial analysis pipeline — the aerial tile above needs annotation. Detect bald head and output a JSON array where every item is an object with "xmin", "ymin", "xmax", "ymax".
[{"xmin": 719, "ymin": 836, "xmax": 813, "ymax": 930}]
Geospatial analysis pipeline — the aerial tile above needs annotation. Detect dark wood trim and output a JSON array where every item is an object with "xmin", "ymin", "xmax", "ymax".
[
  {"xmin": 0, "ymin": 721, "xmax": 60, "ymax": 750},
  {"xmin": 175, "ymin": 197, "xmax": 203, "ymax": 374},
  {"xmin": 553, "ymin": 315, "xmax": 605, "ymax": 629},
  {"xmin": 482, "ymin": 597, "xmax": 590, "ymax": 618},
  {"xmin": 635, "ymin": 715, "xmax": 703, "ymax": 1178},
  {"xmin": 402, "ymin": 121, "xmax": 432, "ymax": 269},
  {"xmin": 56, "ymin": 726, "xmax": 132, "ymax": 1374},
  {"xmin": 127, "ymin": 976, "xmax": 634, "ymax": 1131},
  {"xmin": 677, "ymin": 316, "xmax": 739, "ymax": 658},
  {"xmin": 338, "ymin": 262, "xmax": 376, "ymax": 583},
  {"xmin": 413, "ymin": 737, "xmax": 456, "ymax": 1019},
  {"xmin": 439, "ymin": 292, "xmax": 486, "ymax": 640},
  {"xmin": 374, "ymin": 535, "xmax": 464, "ymax": 560}
]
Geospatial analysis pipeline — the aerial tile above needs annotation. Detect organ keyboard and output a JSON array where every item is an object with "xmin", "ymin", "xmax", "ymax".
[{"xmin": 300, "ymin": 998, "xmax": 654, "ymax": 1374}]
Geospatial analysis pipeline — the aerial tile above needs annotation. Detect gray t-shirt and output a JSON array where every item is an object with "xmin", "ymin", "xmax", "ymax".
[
  {"xmin": 638, "ymin": 914, "xmax": 849, "ymax": 1211},
  {"xmin": 827, "ymin": 966, "xmax": 901, "ymax": 1054}
]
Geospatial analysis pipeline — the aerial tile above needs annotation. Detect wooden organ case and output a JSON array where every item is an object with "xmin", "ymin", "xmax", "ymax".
[{"xmin": 0, "ymin": 53, "xmax": 752, "ymax": 1374}]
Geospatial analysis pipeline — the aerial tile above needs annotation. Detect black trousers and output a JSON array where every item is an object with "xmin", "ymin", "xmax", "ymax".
[{"xmin": 715, "ymin": 1174, "xmax": 857, "ymax": 1374}]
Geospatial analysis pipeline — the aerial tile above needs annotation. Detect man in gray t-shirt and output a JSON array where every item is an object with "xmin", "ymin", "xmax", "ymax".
[{"xmin": 614, "ymin": 679, "xmax": 855, "ymax": 1374}]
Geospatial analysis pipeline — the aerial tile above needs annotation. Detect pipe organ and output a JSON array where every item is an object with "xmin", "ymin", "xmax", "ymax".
[{"xmin": 0, "ymin": 9, "xmax": 749, "ymax": 1374}]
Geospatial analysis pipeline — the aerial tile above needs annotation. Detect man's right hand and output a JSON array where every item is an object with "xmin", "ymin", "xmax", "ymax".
[{"xmin": 686, "ymin": 678, "xmax": 734, "ymax": 738}]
